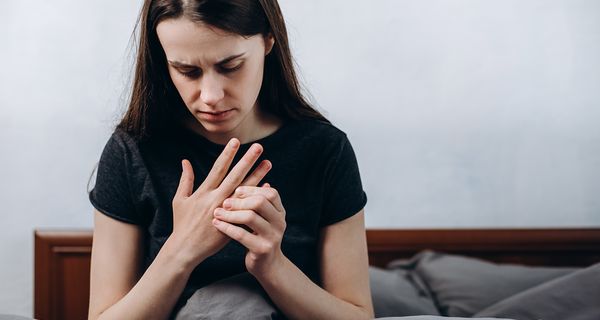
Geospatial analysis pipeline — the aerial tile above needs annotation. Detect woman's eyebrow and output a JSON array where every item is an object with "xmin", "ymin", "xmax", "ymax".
[{"xmin": 168, "ymin": 52, "xmax": 246, "ymax": 68}]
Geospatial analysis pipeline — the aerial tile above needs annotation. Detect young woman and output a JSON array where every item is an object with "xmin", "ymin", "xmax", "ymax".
[{"xmin": 88, "ymin": 0, "xmax": 373, "ymax": 319}]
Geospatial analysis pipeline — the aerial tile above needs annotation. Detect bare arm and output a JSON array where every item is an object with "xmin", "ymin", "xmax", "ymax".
[
  {"xmin": 214, "ymin": 196, "xmax": 374, "ymax": 320},
  {"xmin": 88, "ymin": 210, "xmax": 198, "ymax": 320},
  {"xmin": 257, "ymin": 210, "xmax": 373, "ymax": 320}
]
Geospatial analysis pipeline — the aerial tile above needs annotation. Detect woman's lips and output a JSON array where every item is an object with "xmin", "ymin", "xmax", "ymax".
[{"xmin": 197, "ymin": 109, "xmax": 234, "ymax": 122}]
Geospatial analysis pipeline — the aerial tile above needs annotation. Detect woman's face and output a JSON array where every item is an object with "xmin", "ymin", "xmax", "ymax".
[{"xmin": 157, "ymin": 17, "xmax": 274, "ymax": 140}]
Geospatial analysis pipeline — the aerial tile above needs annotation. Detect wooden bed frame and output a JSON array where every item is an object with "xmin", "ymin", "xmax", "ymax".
[{"xmin": 34, "ymin": 228, "xmax": 600, "ymax": 320}]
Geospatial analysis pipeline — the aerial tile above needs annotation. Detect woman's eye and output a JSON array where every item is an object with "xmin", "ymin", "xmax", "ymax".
[
  {"xmin": 176, "ymin": 63, "xmax": 242, "ymax": 78},
  {"xmin": 179, "ymin": 69, "xmax": 200, "ymax": 79},
  {"xmin": 220, "ymin": 63, "xmax": 243, "ymax": 73}
]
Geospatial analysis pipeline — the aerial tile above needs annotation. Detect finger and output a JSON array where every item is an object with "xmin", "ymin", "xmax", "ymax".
[
  {"xmin": 175, "ymin": 159, "xmax": 194, "ymax": 199},
  {"xmin": 212, "ymin": 218, "xmax": 264, "ymax": 251},
  {"xmin": 222, "ymin": 195, "xmax": 282, "ymax": 224},
  {"xmin": 240, "ymin": 160, "xmax": 271, "ymax": 187},
  {"xmin": 232, "ymin": 186, "xmax": 284, "ymax": 212},
  {"xmin": 213, "ymin": 208, "xmax": 270, "ymax": 235},
  {"xmin": 198, "ymin": 138, "xmax": 240, "ymax": 192},
  {"xmin": 217, "ymin": 143, "xmax": 263, "ymax": 196}
]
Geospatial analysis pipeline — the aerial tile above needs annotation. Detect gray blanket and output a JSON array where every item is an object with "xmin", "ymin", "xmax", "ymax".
[{"xmin": 174, "ymin": 251, "xmax": 600, "ymax": 319}]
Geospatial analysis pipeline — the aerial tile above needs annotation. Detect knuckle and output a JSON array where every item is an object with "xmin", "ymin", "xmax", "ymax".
[
  {"xmin": 211, "ymin": 187, "xmax": 227, "ymax": 199},
  {"xmin": 257, "ymin": 196, "xmax": 268, "ymax": 207},
  {"xmin": 248, "ymin": 197, "xmax": 260, "ymax": 210},
  {"xmin": 266, "ymin": 189, "xmax": 277, "ymax": 201},
  {"xmin": 234, "ymin": 229, "xmax": 246, "ymax": 241},
  {"xmin": 246, "ymin": 212, "xmax": 257, "ymax": 224},
  {"xmin": 258, "ymin": 242, "xmax": 273, "ymax": 255}
]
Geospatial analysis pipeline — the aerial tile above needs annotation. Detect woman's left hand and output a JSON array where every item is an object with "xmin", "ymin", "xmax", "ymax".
[{"xmin": 212, "ymin": 183, "xmax": 287, "ymax": 277}]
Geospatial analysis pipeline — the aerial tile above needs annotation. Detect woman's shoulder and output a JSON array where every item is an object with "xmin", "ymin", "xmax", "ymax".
[
  {"xmin": 107, "ymin": 126, "xmax": 138, "ymax": 146},
  {"xmin": 107, "ymin": 126, "xmax": 162, "ymax": 152},
  {"xmin": 97, "ymin": 126, "xmax": 152, "ymax": 163}
]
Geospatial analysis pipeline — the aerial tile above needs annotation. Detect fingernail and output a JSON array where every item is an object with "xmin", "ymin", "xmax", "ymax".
[
  {"xmin": 261, "ymin": 160, "xmax": 271, "ymax": 170},
  {"xmin": 229, "ymin": 139, "xmax": 239, "ymax": 148},
  {"xmin": 223, "ymin": 199, "xmax": 232, "ymax": 209},
  {"xmin": 214, "ymin": 208, "xmax": 221, "ymax": 216},
  {"xmin": 213, "ymin": 219, "xmax": 221, "ymax": 225}
]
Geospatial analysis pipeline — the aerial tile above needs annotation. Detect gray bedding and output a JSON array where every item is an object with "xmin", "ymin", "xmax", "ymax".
[
  {"xmin": 372, "ymin": 251, "xmax": 600, "ymax": 320},
  {"xmin": 173, "ymin": 251, "xmax": 599, "ymax": 319}
]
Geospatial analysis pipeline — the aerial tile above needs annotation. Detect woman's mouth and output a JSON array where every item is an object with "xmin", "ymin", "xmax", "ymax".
[{"xmin": 197, "ymin": 109, "xmax": 234, "ymax": 122}]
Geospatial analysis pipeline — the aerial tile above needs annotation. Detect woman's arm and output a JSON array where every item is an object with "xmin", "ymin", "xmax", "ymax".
[
  {"xmin": 214, "ymin": 188, "xmax": 373, "ymax": 320},
  {"xmin": 88, "ymin": 210, "xmax": 198, "ymax": 320},
  {"xmin": 261, "ymin": 209, "xmax": 373, "ymax": 320}
]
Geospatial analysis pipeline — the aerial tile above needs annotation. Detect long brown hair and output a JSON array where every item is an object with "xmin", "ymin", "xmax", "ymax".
[{"xmin": 118, "ymin": 0, "xmax": 329, "ymax": 141}]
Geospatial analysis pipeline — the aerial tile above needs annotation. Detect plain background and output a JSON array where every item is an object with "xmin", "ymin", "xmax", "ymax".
[{"xmin": 1, "ymin": 0, "xmax": 599, "ymax": 317}]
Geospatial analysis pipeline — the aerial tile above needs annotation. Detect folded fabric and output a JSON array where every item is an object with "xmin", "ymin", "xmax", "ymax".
[
  {"xmin": 474, "ymin": 262, "xmax": 600, "ymax": 320},
  {"xmin": 370, "ymin": 266, "xmax": 441, "ymax": 317},
  {"xmin": 388, "ymin": 251, "xmax": 576, "ymax": 317},
  {"xmin": 174, "ymin": 272, "xmax": 284, "ymax": 320}
]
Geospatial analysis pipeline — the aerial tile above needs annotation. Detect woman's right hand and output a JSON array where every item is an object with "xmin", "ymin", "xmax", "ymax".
[{"xmin": 170, "ymin": 138, "xmax": 272, "ymax": 267}]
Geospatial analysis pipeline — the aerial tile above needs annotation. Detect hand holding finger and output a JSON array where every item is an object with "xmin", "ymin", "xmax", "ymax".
[
  {"xmin": 221, "ymin": 195, "xmax": 285, "ymax": 228},
  {"xmin": 213, "ymin": 208, "xmax": 271, "ymax": 235},
  {"xmin": 232, "ymin": 185, "xmax": 284, "ymax": 213}
]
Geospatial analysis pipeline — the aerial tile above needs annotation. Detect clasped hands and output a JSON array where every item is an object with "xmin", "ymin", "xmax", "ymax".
[{"xmin": 172, "ymin": 137, "xmax": 286, "ymax": 277}]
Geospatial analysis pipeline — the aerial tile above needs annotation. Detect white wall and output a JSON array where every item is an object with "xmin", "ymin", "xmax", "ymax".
[{"xmin": 1, "ymin": 0, "xmax": 599, "ymax": 317}]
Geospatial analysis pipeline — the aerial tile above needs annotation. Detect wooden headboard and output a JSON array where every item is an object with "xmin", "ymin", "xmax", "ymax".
[{"xmin": 34, "ymin": 228, "xmax": 600, "ymax": 320}]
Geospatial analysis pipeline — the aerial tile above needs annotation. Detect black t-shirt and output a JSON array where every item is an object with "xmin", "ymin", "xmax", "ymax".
[{"xmin": 89, "ymin": 117, "xmax": 367, "ymax": 315}]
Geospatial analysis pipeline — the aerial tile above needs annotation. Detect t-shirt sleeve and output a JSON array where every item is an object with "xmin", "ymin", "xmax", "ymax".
[
  {"xmin": 88, "ymin": 130, "xmax": 143, "ymax": 225},
  {"xmin": 319, "ymin": 134, "xmax": 368, "ymax": 227}
]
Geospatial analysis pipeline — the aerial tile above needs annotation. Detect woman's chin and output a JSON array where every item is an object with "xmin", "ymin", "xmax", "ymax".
[{"xmin": 196, "ymin": 118, "xmax": 240, "ymax": 137}]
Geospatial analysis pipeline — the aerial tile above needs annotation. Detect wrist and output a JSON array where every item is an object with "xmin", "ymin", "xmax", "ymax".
[
  {"xmin": 162, "ymin": 235, "xmax": 207, "ymax": 272},
  {"xmin": 252, "ymin": 249, "xmax": 288, "ymax": 284}
]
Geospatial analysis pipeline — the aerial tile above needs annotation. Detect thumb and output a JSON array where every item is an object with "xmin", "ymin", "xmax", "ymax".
[{"xmin": 175, "ymin": 159, "xmax": 195, "ymax": 198}]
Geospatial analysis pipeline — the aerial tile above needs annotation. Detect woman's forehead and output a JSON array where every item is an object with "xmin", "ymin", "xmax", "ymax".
[{"xmin": 157, "ymin": 17, "xmax": 261, "ymax": 65}]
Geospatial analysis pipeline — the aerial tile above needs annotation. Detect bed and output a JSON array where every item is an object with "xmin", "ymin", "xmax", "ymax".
[{"xmin": 34, "ymin": 228, "xmax": 600, "ymax": 320}]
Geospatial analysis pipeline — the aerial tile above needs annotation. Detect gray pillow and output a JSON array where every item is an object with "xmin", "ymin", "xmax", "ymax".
[
  {"xmin": 370, "ymin": 266, "xmax": 440, "ymax": 317},
  {"xmin": 396, "ymin": 251, "xmax": 576, "ymax": 317},
  {"xmin": 174, "ymin": 272, "xmax": 283, "ymax": 320},
  {"xmin": 474, "ymin": 262, "xmax": 600, "ymax": 320}
]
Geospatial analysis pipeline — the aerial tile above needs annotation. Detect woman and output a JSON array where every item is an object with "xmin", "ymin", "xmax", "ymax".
[{"xmin": 88, "ymin": 0, "xmax": 373, "ymax": 319}]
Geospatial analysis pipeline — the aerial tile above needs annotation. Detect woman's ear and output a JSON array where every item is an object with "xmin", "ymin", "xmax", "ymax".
[{"xmin": 264, "ymin": 34, "xmax": 275, "ymax": 56}]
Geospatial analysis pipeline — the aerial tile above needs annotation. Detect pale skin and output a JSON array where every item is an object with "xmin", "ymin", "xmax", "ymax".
[{"xmin": 88, "ymin": 16, "xmax": 373, "ymax": 320}]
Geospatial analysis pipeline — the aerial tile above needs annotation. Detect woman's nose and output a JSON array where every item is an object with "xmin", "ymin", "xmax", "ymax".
[{"xmin": 199, "ymin": 75, "xmax": 225, "ymax": 106}]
